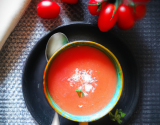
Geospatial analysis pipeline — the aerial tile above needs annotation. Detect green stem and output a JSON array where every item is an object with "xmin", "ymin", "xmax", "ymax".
[
  {"xmin": 128, "ymin": 0, "xmax": 136, "ymax": 13},
  {"xmin": 88, "ymin": 0, "xmax": 107, "ymax": 6},
  {"xmin": 111, "ymin": 0, "xmax": 121, "ymax": 20},
  {"xmin": 89, "ymin": 0, "xmax": 108, "ymax": 12}
]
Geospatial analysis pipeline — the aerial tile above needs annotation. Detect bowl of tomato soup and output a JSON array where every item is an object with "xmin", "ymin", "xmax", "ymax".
[{"xmin": 43, "ymin": 41, "xmax": 123, "ymax": 122}]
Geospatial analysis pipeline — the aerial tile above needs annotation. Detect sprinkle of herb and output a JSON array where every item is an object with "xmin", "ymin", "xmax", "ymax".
[
  {"xmin": 75, "ymin": 89, "xmax": 85, "ymax": 98},
  {"xmin": 109, "ymin": 109, "xmax": 126, "ymax": 124}
]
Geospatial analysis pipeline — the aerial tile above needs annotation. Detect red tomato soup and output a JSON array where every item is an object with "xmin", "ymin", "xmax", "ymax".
[{"xmin": 47, "ymin": 45, "xmax": 117, "ymax": 116}]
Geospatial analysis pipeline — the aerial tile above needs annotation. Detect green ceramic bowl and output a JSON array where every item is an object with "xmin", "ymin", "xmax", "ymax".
[{"xmin": 43, "ymin": 41, "xmax": 123, "ymax": 122}]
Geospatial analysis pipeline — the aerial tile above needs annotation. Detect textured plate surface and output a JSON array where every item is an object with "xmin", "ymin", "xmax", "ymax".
[{"xmin": 22, "ymin": 23, "xmax": 139, "ymax": 125}]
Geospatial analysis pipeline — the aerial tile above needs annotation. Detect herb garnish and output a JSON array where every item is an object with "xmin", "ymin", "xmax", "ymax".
[
  {"xmin": 75, "ymin": 89, "xmax": 85, "ymax": 98},
  {"xmin": 109, "ymin": 109, "xmax": 126, "ymax": 124}
]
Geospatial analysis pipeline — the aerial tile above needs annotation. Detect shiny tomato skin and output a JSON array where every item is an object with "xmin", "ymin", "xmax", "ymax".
[
  {"xmin": 98, "ymin": 4, "xmax": 118, "ymax": 32},
  {"xmin": 62, "ymin": 0, "xmax": 78, "ymax": 4},
  {"xmin": 37, "ymin": 0, "xmax": 60, "ymax": 19},
  {"xmin": 117, "ymin": 4, "xmax": 135, "ymax": 30},
  {"xmin": 130, "ymin": 4, "xmax": 146, "ymax": 20},
  {"xmin": 88, "ymin": 0, "xmax": 107, "ymax": 15}
]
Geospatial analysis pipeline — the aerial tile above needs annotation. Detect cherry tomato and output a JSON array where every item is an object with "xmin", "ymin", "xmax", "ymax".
[
  {"xmin": 129, "ymin": 4, "xmax": 146, "ymax": 20},
  {"xmin": 88, "ymin": 0, "xmax": 107, "ymax": 15},
  {"xmin": 132, "ymin": 0, "xmax": 150, "ymax": 3},
  {"xmin": 98, "ymin": 4, "xmax": 118, "ymax": 32},
  {"xmin": 37, "ymin": 0, "xmax": 60, "ymax": 19},
  {"xmin": 117, "ymin": 4, "xmax": 135, "ymax": 30},
  {"xmin": 62, "ymin": 0, "xmax": 78, "ymax": 4}
]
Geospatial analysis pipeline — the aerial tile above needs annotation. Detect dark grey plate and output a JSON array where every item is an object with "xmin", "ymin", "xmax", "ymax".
[{"xmin": 22, "ymin": 22, "xmax": 139, "ymax": 125}]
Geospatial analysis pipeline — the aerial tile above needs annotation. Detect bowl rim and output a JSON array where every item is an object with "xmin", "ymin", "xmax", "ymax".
[{"xmin": 43, "ymin": 40, "xmax": 123, "ymax": 122}]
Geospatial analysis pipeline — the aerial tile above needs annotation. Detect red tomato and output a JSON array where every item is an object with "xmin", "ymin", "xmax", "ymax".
[
  {"xmin": 117, "ymin": 4, "xmax": 135, "ymax": 30},
  {"xmin": 129, "ymin": 4, "xmax": 146, "ymax": 20},
  {"xmin": 88, "ymin": 0, "xmax": 107, "ymax": 15},
  {"xmin": 37, "ymin": 0, "xmax": 60, "ymax": 19},
  {"xmin": 98, "ymin": 4, "xmax": 118, "ymax": 32},
  {"xmin": 62, "ymin": 0, "xmax": 78, "ymax": 4},
  {"xmin": 132, "ymin": 0, "xmax": 150, "ymax": 3}
]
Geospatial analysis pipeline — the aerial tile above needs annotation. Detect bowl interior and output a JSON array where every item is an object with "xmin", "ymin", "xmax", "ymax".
[{"xmin": 43, "ymin": 41, "xmax": 123, "ymax": 122}]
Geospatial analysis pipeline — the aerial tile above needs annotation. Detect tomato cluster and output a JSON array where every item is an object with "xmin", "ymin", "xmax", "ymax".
[
  {"xmin": 88, "ymin": 0, "xmax": 150, "ymax": 32},
  {"xmin": 37, "ymin": 0, "xmax": 149, "ymax": 32},
  {"xmin": 37, "ymin": 0, "xmax": 78, "ymax": 19}
]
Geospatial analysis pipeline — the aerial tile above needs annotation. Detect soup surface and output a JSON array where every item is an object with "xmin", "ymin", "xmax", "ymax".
[{"xmin": 47, "ymin": 45, "xmax": 117, "ymax": 115}]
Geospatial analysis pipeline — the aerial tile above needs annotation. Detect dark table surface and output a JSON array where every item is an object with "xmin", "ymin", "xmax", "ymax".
[{"xmin": 0, "ymin": 0, "xmax": 160, "ymax": 124}]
